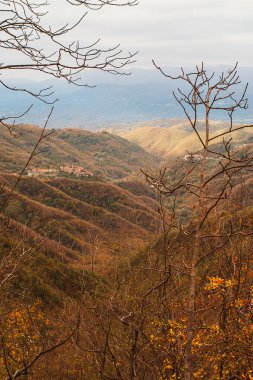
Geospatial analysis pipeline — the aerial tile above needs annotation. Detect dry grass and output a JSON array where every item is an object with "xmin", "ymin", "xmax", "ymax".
[{"xmin": 120, "ymin": 120, "xmax": 253, "ymax": 158}]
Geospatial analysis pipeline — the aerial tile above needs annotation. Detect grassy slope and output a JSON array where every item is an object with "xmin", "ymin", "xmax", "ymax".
[{"xmin": 120, "ymin": 121, "xmax": 253, "ymax": 158}]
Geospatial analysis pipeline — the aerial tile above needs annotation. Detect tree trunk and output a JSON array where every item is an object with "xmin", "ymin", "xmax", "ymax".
[{"xmin": 184, "ymin": 102, "xmax": 210, "ymax": 379}]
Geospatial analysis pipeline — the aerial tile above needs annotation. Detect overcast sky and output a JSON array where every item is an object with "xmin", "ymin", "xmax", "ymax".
[
  {"xmin": 4, "ymin": 0, "xmax": 253, "ymax": 82},
  {"xmin": 46, "ymin": 0, "xmax": 253, "ymax": 69}
]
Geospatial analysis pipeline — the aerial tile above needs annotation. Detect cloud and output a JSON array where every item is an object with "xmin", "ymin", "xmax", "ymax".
[
  {"xmin": 5, "ymin": 0, "xmax": 253, "ymax": 81},
  {"xmin": 63, "ymin": 0, "xmax": 253, "ymax": 68}
]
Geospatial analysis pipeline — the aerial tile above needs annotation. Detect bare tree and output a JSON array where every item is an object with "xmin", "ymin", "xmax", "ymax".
[
  {"xmin": 0, "ymin": 2, "xmax": 138, "ymax": 374},
  {"xmin": 0, "ymin": 0, "xmax": 138, "ymax": 241},
  {"xmin": 144, "ymin": 62, "xmax": 253, "ymax": 379},
  {"xmin": 0, "ymin": 0, "xmax": 138, "ymax": 209},
  {"xmin": 0, "ymin": 0, "xmax": 137, "ymax": 130},
  {"xmin": 67, "ymin": 0, "xmax": 138, "ymax": 9}
]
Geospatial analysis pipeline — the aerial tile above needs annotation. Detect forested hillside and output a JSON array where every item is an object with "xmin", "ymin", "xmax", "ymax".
[
  {"xmin": 0, "ymin": 124, "xmax": 156, "ymax": 179},
  {"xmin": 1, "ymin": 173, "xmax": 160, "ymax": 270}
]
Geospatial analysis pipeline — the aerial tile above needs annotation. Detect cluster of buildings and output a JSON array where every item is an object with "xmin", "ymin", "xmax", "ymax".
[
  {"xmin": 27, "ymin": 164, "xmax": 94, "ymax": 177},
  {"xmin": 183, "ymin": 154, "xmax": 220, "ymax": 162},
  {"xmin": 183, "ymin": 154, "xmax": 202, "ymax": 162},
  {"xmin": 59, "ymin": 165, "xmax": 94, "ymax": 177}
]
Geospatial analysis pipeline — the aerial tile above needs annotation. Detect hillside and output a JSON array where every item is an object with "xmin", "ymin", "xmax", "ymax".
[
  {"xmin": 120, "ymin": 121, "xmax": 253, "ymax": 158},
  {"xmin": 1, "ymin": 119, "xmax": 253, "ymax": 379},
  {"xmin": 0, "ymin": 213, "xmax": 105, "ymax": 306},
  {"xmin": 1, "ymin": 174, "xmax": 161, "ymax": 271},
  {"xmin": 0, "ymin": 123, "xmax": 156, "ymax": 179}
]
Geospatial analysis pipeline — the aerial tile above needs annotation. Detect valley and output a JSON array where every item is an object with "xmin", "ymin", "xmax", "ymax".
[
  {"xmin": 1, "ymin": 0, "xmax": 253, "ymax": 377},
  {"xmin": 0, "ymin": 123, "xmax": 164, "ymax": 275},
  {"xmin": 2, "ymin": 120, "xmax": 253, "ymax": 273},
  {"xmin": 1, "ymin": 116, "xmax": 253, "ymax": 379}
]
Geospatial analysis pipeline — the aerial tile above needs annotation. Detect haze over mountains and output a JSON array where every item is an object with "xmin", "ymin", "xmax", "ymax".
[{"xmin": 2, "ymin": 66, "xmax": 253, "ymax": 128}]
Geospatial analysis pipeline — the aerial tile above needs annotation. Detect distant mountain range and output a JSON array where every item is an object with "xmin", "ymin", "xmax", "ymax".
[{"xmin": 2, "ymin": 67, "xmax": 253, "ymax": 128}]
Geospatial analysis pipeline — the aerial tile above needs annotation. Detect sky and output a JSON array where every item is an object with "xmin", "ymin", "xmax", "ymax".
[
  {"xmin": 2, "ymin": 0, "xmax": 253, "ymax": 124},
  {"xmin": 45, "ymin": 0, "xmax": 253, "ymax": 69},
  {"xmin": 3, "ymin": 0, "xmax": 253, "ymax": 82}
]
